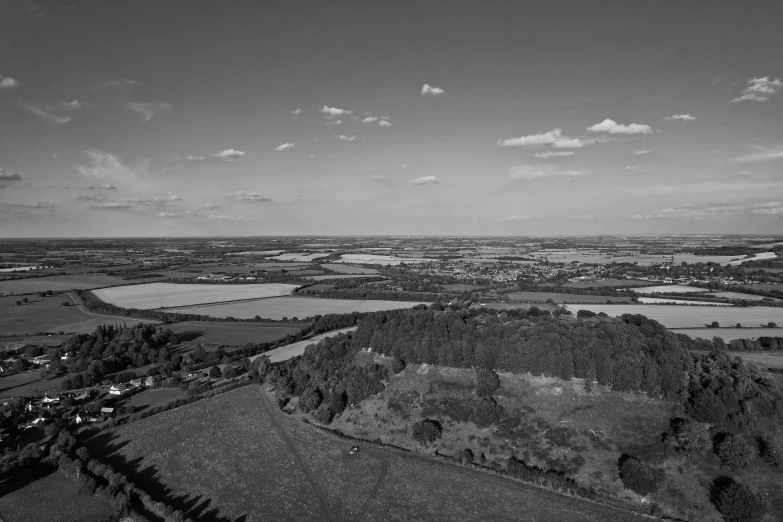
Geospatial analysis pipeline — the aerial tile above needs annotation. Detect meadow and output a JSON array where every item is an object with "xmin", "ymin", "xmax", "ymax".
[
  {"xmin": 507, "ymin": 291, "xmax": 632, "ymax": 304},
  {"xmin": 168, "ymin": 296, "xmax": 430, "ymax": 320},
  {"xmin": 320, "ymin": 263, "xmax": 379, "ymax": 274},
  {"xmin": 0, "ymin": 372, "xmax": 65, "ymax": 399},
  {"xmin": 306, "ymin": 274, "xmax": 381, "ymax": 281},
  {"xmin": 637, "ymin": 297, "xmax": 731, "ymax": 306},
  {"xmin": 92, "ymin": 282, "xmax": 301, "ymax": 309},
  {"xmin": 0, "ymin": 471, "xmax": 116, "ymax": 522},
  {"xmin": 712, "ymin": 291, "xmax": 782, "ymax": 301},
  {"xmin": 0, "ymin": 294, "xmax": 148, "ymax": 336},
  {"xmin": 629, "ymin": 285, "xmax": 708, "ymax": 294},
  {"xmin": 166, "ymin": 321, "xmax": 304, "ymax": 346},
  {"xmin": 563, "ymin": 304, "xmax": 783, "ymax": 328},
  {"xmin": 671, "ymin": 327, "xmax": 783, "ymax": 340},
  {"xmin": 249, "ymin": 327, "xmax": 357, "ymax": 363},
  {"xmin": 87, "ymin": 385, "xmax": 645, "ymax": 522},
  {"xmin": 563, "ymin": 279, "xmax": 653, "ymax": 288},
  {"xmin": 0, "ymin": 274, "xmax": 129, "ymax": 295},
  {"xmin": 337, "ymin": 254, "xmax": 434, "ymax": 265}
]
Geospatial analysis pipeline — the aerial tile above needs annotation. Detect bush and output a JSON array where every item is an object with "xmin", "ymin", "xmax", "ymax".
[
  {"xmin": 391, "ymin": 357, "xmax": 405, "ymax": 374},
  {"xmin": 475, "ymin": 368, "xmax": 500, "ymax": 397},
  {"xmin": 411, "ymin": 419, "xmax": 442, "ymax": 445},
  {"xmin": 471, "ymin": 397, "xmax": 503, "ymax": 428},
  {"xmin": 712, "ymin": 477, "xmax": 765, "ymax": 522},
  {"xmin": 669, "ymin": 417, "xmax": 711, "ymax": 459},
  {"xmin": 313, "ymin": 404, "xmax": 332, "ymax": 424},
  {"xmin": 459, "ymin": 448, "xmax": 474, "ymax": 465},
  {"xmin": 222, "ymin": 366, "xmax": 237, "ymax": 379},
  {"xmin": 577, "ymin": 309, "xmax": 597, "ymax": 318},
  {"xmin": 618, "ymin": 455, "xmax": 660, "ymax": 496},
  {"xmin": 209, "ymin": 365, "xmax": 222, "ymax": 379},
  {"xmin": 757, "ymin": 435, "xmax": 783, "ymax": 468},
  {"xmin": 688, "ymin": 390, "xmax": 728, "ymax": 425},
  {"xmin": 300, "ymin": 387, "xmax": 322, "ymax": 412},
  {"xmin": 715, "ymin": 434, "xmax": 755, "ymax": 471}
]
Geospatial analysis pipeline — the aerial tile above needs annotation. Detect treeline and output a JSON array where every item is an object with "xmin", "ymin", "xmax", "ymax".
[
  {"xmin": 717, "ymin": 336, "xmax": 783, "ymax": 352},
  {"xmin": 299, "ymin": 287, "xmax": 447, "ymax": 302}
]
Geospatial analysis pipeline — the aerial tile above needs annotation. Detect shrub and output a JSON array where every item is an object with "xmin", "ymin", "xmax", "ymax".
[
  {"xmin": 475, "ymin": 368, "xmax": 500, "ymax": 397},
  {"xmin": 300, "ymin": 387, "xmax": 323, "ymax": 412},
  {"xmin": 459, "ymin": 448, "xmax": 474, "ymax": 465},
  {"xmin": 669, "ymin": 417, "xmax": 711, "ymax": 459},
  {"xmin": 209, "ymin": 365, "xmax": 222, "ymax": 378},
  {"xmin": 328, "ymin": 389, "xmax": 347, "ymax": 416},
  {"xmin": 222, "ymin": 366, "xmax": 237, "ymax": 379},
  {"xmin": 313, "ymin": 405, "xmax": 332, "ymax": 424},
  {"xmin": 577, "ymin": 309, "xmax": 597, "ymax": 318},
  {"xmin": 688, "ymin": 390, "xmax": 728, "ymax": 425},
  {"xmin": 757, "ymin": 435, "xmax": 783, "ymax": 468},
  {"xmin": 471, "ymin": 397, "xmax": 503, "ymax": 428},
  {"xmin": 715, "ymin": 434, "xmax": 755, "ymax": 470},
  {"xmin": 712, "ymin": 477, "xmax": 765, "ymax": 522},
  {"xmin": 618, "ymin": 454, "xmax": 660, "ymax": 496},
  {"xmin": 391, "ymin": 357, "xmax": 405, "ymax": 374},
  {"xmin": 411, "ymin": 419, "xmax": 442, "ymax": 445}
]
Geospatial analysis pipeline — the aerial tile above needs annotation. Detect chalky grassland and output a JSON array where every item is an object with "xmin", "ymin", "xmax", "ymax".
[
  {"xmin": 92, "ymin": 282, "xmax": 301, "ymax": 309},
  {"xmin": 563, "ymin": 304, "xmax": 783, "ymax": 328}
]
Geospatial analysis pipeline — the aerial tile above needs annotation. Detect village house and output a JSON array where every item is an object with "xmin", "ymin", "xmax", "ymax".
[
  {"xmin": 109, "ymin": 384, "xmax": 127, "ymax": 395},
  {"xmin": 130, "ymin": 378, "xmax": 144, "ymax": 387}
]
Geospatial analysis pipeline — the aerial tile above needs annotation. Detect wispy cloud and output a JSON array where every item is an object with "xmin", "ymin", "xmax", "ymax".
[
  {"xmin": 731, "ymin": 77, "xmax": 782, "ymax": 102},
  {"xmin": 91, "ymin": 201, "xmax": 133, "ymax": 211},
  {"xmin": 18, "ymin": 100, "xmax": 72, "ymax": 124},
  {"xmin": 509, "ymin": 164, "xmax": 586, "ymax": 181},
  {"xmin": 86, "ymin": 183, "xmax": 117, "ymax": 189},
  {"xmin": 633, "ymin": 200, "xmax": 783, "ymax": 220},
  {"xmin": 226, "ymin": 190, "xmax": 270, "ymax": 202},
  {"xmin": 421, "ymin": 84, "xmax": 444, "ymax": 96},
  {"xmin": 183, "ymin": 155, "xmax": 206, "ymax": 161},
  {"xmin": 337, "ymin": 135, "xmax": 356, "ymax": 141},
  {"xmin": 587, "ymin": 119, "xmax": 651, "ymax": 134},
  {"xmin": 274, "ymin": 143, "xmax": 295, "ymax": 152},
  {"xmin": 326, "ymin": 119, "xmax": 343, "ymax": 126},
  {"xmin": 634, "ymin": 150, "xmax": 652, "ymax": 155},
  {"xmin": 319, "ymin": 105, "xmax": 351, "ymax": 117},
  {"xmin": 0, "ymin": 169, "xmax": 22, "ymax": 182},
  {"xmin": 499, "ymin": 129, "xmax": 588, "ymax": 149},
  {"xmin": 124, "ymin": 100, "xmax": 171, "ymax": 122},
  {"xmin": 735, "ymin": 147, "xmax": 783, "ymax": 163},
  {"xmin": 92, "ymin": 77, "xmax": 138, "ymax": 92},
  {"xmin": 77, "ymin": 149, "xmax": 140, "ymax": 184},
  {"xmin": 0, "ymin": 75, "xmax": 20, "ymax": 89},
  {"xmin": 362, "ymin": 116, "xmax": 378, "ymax": 123},
  {"xmin": 738, "ymin": 170, "xmax": 753, "ymax": 176},
  {"xmin": 534, "ymin": 151, "xmax": 575, "ymax": 159},
  {"xmin": 410, "ymin": 175, "xmax": 439, "ymax": 185},
  {"xmin": 664, "ymin": 114, "xmax": 696, "ymax": 121},
  {"xmin": 378, "ymin": 119, "xmax": 392, "ymax": 127},
  {"xmin": 60, "ymin": 100, "xmax": 90, "ymax": 111},
  {"xmin": 623, "ymin": 180, "xmax": 783, "ymax": 196},
  {"xmin": 213, "ymin": 149, "xmax": 246, "ymax": 161},
  {"xmin": 76, "ymin": 193, "xmax": 107, "ymax": 202},
  {"xmin": 291, "ymin": 108, "xmax": 301, "ymax": 115}
]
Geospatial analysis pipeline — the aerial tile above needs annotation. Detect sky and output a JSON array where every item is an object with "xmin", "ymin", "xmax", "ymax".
[{"xmin": 1, "ymin": 0, "xmax": 782, "ymax": 237}]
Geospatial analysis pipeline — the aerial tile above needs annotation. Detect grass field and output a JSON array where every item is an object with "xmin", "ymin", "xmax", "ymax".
[
  {"xmin": 712, "ymin": 291, "xmax": 782, "ymax": 301},
  {"xmin": 0, "ymin": 274, "xmax": 129, "ymax": 295},
  {"xmin": 630, "ymin": 285, "xmax": 708, "ymax": 294},
  {"xmin": 0, "ymin": 294, "xmax": 144, "ymax": 336},
  {"xmin": 125, "ymin": 387, "xmax": 187, "ymax": 410},
  {"xmin": 92, "ymin": 282, "xmax": 301, "ymax": 309},
  {"xmin": 563, "ymin": 279, "xmax": 654, "ymax": 288},
  {"xmin": 672, "ymin": 327, "xmax": 783, "ymax": 340},
  {"xmin": 443, "ymin": 283, "xmax": 485, "ymax": 292},
  {"xmin": 564, "ymin": 304, "xmax": 783, "ymax": 328},
  {"xmin": 725, "ymin": 351, "xmax": 783, "ymax": 370},
  {"xmin": 306, "ymin": 274, "xmax": 381, "ymax": 281},
  {"xmin": 168, "ymin": 296, "xmax": 430, "ymax": 320},
  {"xmin": 249, "ymin": 327, "xmax": 358, "ymax": 363},
  {"xmin": 637, "ymin": 297, "xmax": 731, "ymax": 306},
  {"xmin": 320, "ymin": 263, "xmax": 379, "ymax": 274},
  {"xmin": 337, "ymin": 254, "xmax": 433, "ymax": 265},
  {"xmin": 0, "ymin": 372, "xmax": 65, "ymax": 399},
  {"xmin": 0, "ymin": 471, "xmax": 116, "ymax": 522},
  {"xmin": 166, "ymin": 321, "xmax": 304, "ymax": 346},
  {"xmin": 86, "ymin": 385, "xmax": 646, "ymax": 522},
  {"xmin": 507, "ymin": 291, "xmax": 632, "ymax": 304},
  {"xmin": 270, "ymin": 252, "xmax": 331, "ymax": 262}
]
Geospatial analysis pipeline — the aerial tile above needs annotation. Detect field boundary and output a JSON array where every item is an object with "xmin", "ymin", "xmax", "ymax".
[{"xmin": 66, "ymin": 291, "xmax": 159, "ymax": 324}]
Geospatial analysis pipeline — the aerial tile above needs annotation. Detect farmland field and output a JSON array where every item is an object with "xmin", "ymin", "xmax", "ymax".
[
  {"xmin": 564, "ymin": 304, "xmax": 783, "ymax": 328},
  {"xmin": 725, "ymin": 351, "xmax": 783, "ymax": 370},
  {"xmin": 637, "ymin": 297, "xmax": 731, "ymax": 306},
  {"xmin": 86, "ymin": 385, "xmax": 645, "ymax": 522},
  {"xmin": 0, "ymin": 274, "xmax": 129, "ymax": 295},
  {"xmin": 507, "ymin": 291, "xmax": 632, "ymax": 304},
  {"xmin": 630, "ymin": 285, "xmax": 708, "ymax": 294},
  {"xmin": 711, "ymin": 291, "xmax": 781, "ymax": 301},
  {"xmin": 125, "ymin": 387, "xmax": 187, "ymax": 409},
  {"xmin": 563, "ymin": 279, "xmax": 653, "ymax": 288},
  {"xmin": 320, "ymin": 263, "xmax": 379, "ymax": 274},
  {"xmin": 672, "ymin": 328, "xmax": 783, "ymax": 341},
  {"xmin": 166, "ymin": 321, "xmax": 304, "ymax": 346},
  {"xmin": 0, "ymin": 372, "xmax": 65, "ymax": 399},
  {"xmin": 0, "ymin": 294, "xmax": 152, "ymax": 336},
  {"xmin": 306, "ymin": 274, "xmax": 381, "ymax": 281},
  {"xmin": 249, "ymin": 327, "xmax": 358, "ymax": 363},
  {"xmin": 0, "ymin": 471, "xmax": 116, "ymax": 522},
  {"xmin": 337, "ymin": 254, "xmax": 434, "ymax": 265},
  {"xmin": 270, "ymin": 252, "xmax": 331, "ymax": 262},
  {"xmin": 442, "ymin": 283, "xmax": 485, "ymax": 292},
  {"xmin": 92, "ymin": 282, "xmax": 300, "ymax": 309},
  {"xmin": 168, "ymin": 296, "xmax": 430, "ymax": 320}
]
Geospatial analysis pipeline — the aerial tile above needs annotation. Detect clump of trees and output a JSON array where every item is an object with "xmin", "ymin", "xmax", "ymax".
[
  {"xmin": 475, "ymin": 368, "xmax": 500, "ymax": 397},
  {"xmin": 711, "ymin": 477, "xmax": 766, "ymax": 522},
  {"xmin": 715, "ymin": 434, "xmax": 755, "ymax": 471},
  {"xmin": 411, "ymin": 419, "xmax": 442, "ymax": 445},
  {"xmin": 617, "ymin": 455, "xmax": 661, "ymax": 496}
]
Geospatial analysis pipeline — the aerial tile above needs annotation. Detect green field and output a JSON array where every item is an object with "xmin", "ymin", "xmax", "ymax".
[
  {"xmin": 563, "ymin": 279, "xmax": 653, "ymax": 288},
  {"xmin": 563, "ymin": 304, "xmax": 783, "ymax": 328},
  {"xmin": 0, "ymin": 274, "xmax": 128, "ymax": 295},
  {"xmin": 506, "ymin": 291, "xmax": 632, "ymax": 304},
  {"xmin": 125, "ymin": 387, "xmax": 187, "ymax": 409},
  {"xmin": 0, "ymin": 294, "xmax": 144, "ymax": 336},
  {"xmin": 320, "ymin": 263, "xmax": 379, "ymax": 274},
  {"xmin": 169, "ymin": 296, "xmax": 430, "ymax": 320},
  {"xmin": 0, "ymin": 371, "xmax": 65, "ymax": 399},
  {"xmin": 0, "ymin": 471, "xmax": 116, "ymax": 522},
  {"xmin": 86, "ymin": 385, "xmax": 645, "ymax": 521},
  {"xmin": 672, "ymin": 327, "xmax": 783, "ymax": 340},
  {"xmin": 165, "ymin": 321, "xmax": 304, "ymax": 346}
]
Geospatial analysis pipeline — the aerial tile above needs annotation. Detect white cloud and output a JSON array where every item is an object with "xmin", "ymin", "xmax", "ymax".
[
  {"xmin": 378, "ymin": 119, "xmax": 392, "ymax": 127},
  {"xmin": 498, "ymin": 214, "xmax": 529, "ymax": 221},
  {"xmin": 274, "ymin": 143, "xmax": 295, "ymax": 152},
  {"xmin": 634, "ymin": 150, "xmax": 652, "ymax": 155},
  {"xmin": 76, "ymin": 193, "xmax": 107, "ymax": 202},
  {"xmin": 319, "ymin": 105, "xmax": 351, "ymax": 117},
  {"xmin": 421, "ymin": 84, "xmax": 444, "ymax": 96},
  {"xmin": 60, "ymin": 100, "xmax": 90, "ymax": 111},
  {"xmin": 225, "ymin": 190, "xmax": 270, "ymax": 202},
  {"xmin": 587, "ymin": 119, "xmax": 652, "ymax": 134},
  {"xmin": 92, "ymin": 202, "xmax": 133, "ymax": 211},
  {"xmin": 738, "ymin": 170, "xmax": 753, "ymax": 176},
  {"xmin": 410, "ymin": 175, "xmax": 439, "ymax": 185},
  {"xmin": 77, "ymin": 149, "xmax": 139, "ymax": 183},
  {"xmin": 731, "ymin": 77, "xmax": 783, "ymax": 102},
  {"xmin": 499, "ymin": 129, "xmax": 588, "ymax": 149},
  {"xmin": 92, "ymin": 77, "xmax": 138, "ymax": 91},
  {"xmin": 0, "ymin": 75, "xmax": 20, "ymax": 89},
  {"xmin": 213, "ymin": 149, "xmax": 246, "ymax": 161},
  {"xmin": 87, "ymin": 183, "xmax": 117, "ymax": 189},
  {"xmin": 337, "ymin": 135, "xmax": 356, "ymax": 141},
  {"xmin": 664, "ymin": 114, "xmax": 696, "ymax": 121},
  {"xmin": 326, "ymin": 119, "xmax": 343, "ymax": 126},
  {"xmin": 184, "ymin": 155, "xmax": 206, "ymax": 161},
  {"xmin": 509, "ymin": 164, "xmax": 586, "ymax": 181},
  {"xmin": 0, "ymin": 169, "xmax": 22, "ymax": 182},
  {"xmin": 735, "ymin": 148, "xmax": 783, "ymax": 163},
  {"xmin": 362, "ymin": 116, "xmax": 378, "ymax": 123},
  {"xmin": 633, "ymin": 200, "xmax": 783, "ymax": 220},
  {"xmin": 158, "ymin": 212, "xmax": 177, "ymax": 218},
  {"xmin": 534, "ymin": 151, "xmax": 575, "ymax": 159},
  {"xmin": 18, "ymin": 101, "xmax": 71, "ymax": 124},
  {"xmin": 291, "ymin": 108, "xmax": 301, "ymax": 115},
  {"xmin": 124, "ymin": 100, "xmax": 171, "ymax": 122}
]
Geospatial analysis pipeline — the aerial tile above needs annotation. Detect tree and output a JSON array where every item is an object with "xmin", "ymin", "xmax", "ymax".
[
  {"xmin": 710, "ymin": 321, "xmax": 720, "ymax": 328},
  {"xmin": 314, "ymin": 404, "xmax": 332, "ymax": 424},
  {"xmin": 472, "ymin": 397, "xmax": 503, "ymax": 428},
  {"xmin": 577, "ymin": 309, "xmax": 597, "ymax": 318},
  {"xmin": 712, "ymin": 477, "xmax": 765, "ymax": 522},
  {"xmin": 222, "ymin": 366, "xmax": 237, "ymax": 379},
  {"xmin": 716, "ymin": 435, "xmax": 755, "ymax": 471},
  {"xmin": 475, "ymin": 367, "xmax": 500, "ymax": 397},
  {"xmin": 12, "ymin": 359, "xmax": 26, "ymax": 372},
  {"xmin": 412, "ymin": 419, "xmax": 442, "ymax": 445},
  {"xmin": 618, "ymin": 455, "xmax": 660, "ymax": 496},
  {"xmin": 39, "ymin": 292, "xmax": 47, "ymax": 298},
  {"xmin": 209, "ymin": 365, "xmax": 222, "ymax": 379},
  {"xmin": 391, "ymin": 357, "xmax": 405, "ymax": 374},
  {"xmin": 300, "ymin": 387, "xmax": 322, "ymax": 412},
  {"xmin": 669, "ymin": 417, "xmax": 711, "ymax": 459},
  {"xmin": 61, "ymin": 301, "xmax": 69, "ymax": 307},
  {"xmin": 15, "ymin": 300, "xmax": 21, "ymax": 306},
  {"xmin": 22, "ymin": 298, "xmax": 28, "ymax": 303}
]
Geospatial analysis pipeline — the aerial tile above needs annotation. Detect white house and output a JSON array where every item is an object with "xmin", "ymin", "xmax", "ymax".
[
  {"xmin": 109, "ymin": 384, "xmax": 126, "ymax": 395},
  {"xmin": 42, "ymin": 395, "xmax": 59, "ymax": 404}
]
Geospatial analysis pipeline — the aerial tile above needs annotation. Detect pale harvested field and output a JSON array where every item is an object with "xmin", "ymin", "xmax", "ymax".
[
  {"xmin": 306, "ymin": 274, "xmax": 381, "ymax": 281},
  {"xmin": 564, "ymin": 304, "xmax": 783, "ymax": 328},
  {"xmin": 320, "ymin": 263, "xmax": 379, "ymax": 274},
  {"xmin": 270, "ymin": 252, "xmax": 331, "ymax": 262},
  {"xmin": 672, "ymin": 328, "xmax": 783, "ymax": 341},
  {"xmin": 630, "ymin": 285, "xmax": 708, "ymax": 294},
  {"xmin": 338, "ymin": 254, "xmax": 433, "ymax": 265},
  {"xmin": 168, "ymin": 296, "xmax": 430, "ymax": 320},
  {"xmin": 712, "ymin": 291, "xmax": 782, "ymax": 301},
  {"xmin": 249, "ymin": 327, "xmax": 358, "ymax": 363},
  {"xmin": 92, "ymin": 282, "xmax": 300, "ymax": 309},
  {"xmin": 637, "ymin": 297, "xmax": 731, "ymax": 306},
  {"xmin": 0, "ymin": 274, "xmax": 128, "ymax": 295}
]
